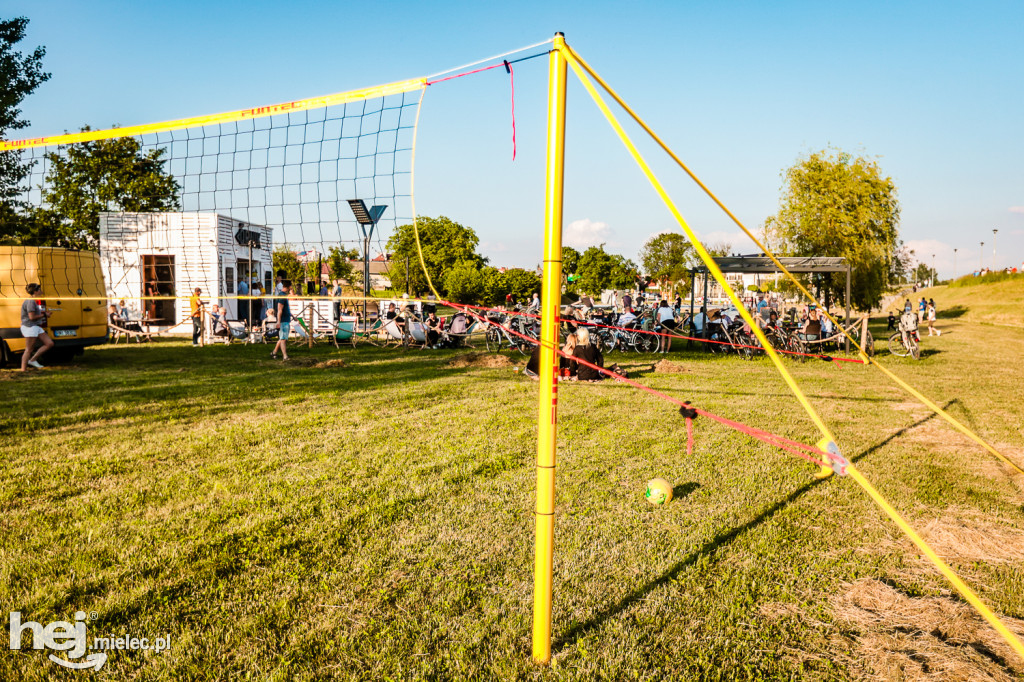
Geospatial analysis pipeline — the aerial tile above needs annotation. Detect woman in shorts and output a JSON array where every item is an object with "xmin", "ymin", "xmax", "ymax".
[{"xmin": 21, "ymin": 283, "xmax": 54, "ymax": 370}]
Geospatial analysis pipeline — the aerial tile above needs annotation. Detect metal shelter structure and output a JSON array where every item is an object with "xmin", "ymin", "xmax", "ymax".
[{"xmin": 688, "ymin": 255, "xmax": 852, "ymax": 352}]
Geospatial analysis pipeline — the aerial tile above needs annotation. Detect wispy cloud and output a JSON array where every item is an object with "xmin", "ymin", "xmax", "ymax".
[
  {"xmin": 565, "ymin": 218, "xmax": 614, "ymax": 249},
  {"xmin": 1009, "ymin": 206, "xmax": 1024, "ymax": 214}
]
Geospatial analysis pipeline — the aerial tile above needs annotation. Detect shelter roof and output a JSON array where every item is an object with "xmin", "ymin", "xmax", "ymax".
[{"xmin": 692, "ymin": 255, "xmax": 849, "ymax": 274}]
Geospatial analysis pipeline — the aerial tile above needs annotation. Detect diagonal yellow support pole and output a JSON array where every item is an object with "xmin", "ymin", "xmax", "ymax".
[
  {"xmin": 562, "ymin": 48, "xmax": 836, "ymax": 478},
  {"xmin": 532, "ymin": 32, "xmax": 567, "ymax": 666},
  {"xmin": 563, "ymin": 44, "xmax": 1022, "ymax": 477}
]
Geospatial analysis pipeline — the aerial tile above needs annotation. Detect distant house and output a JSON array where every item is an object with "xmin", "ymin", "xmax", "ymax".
[
  {"xmin": 348, "ymin": 252, "xmax": 392, "ymax": 290},
  {"xmin": 99, "ymin": 212, "xmax": 273, "ymax": 327}
]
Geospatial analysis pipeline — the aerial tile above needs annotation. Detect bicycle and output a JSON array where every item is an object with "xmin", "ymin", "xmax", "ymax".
[{"xmin": 888, "ymin": 328, "xmax": 920, "ymax": 359}]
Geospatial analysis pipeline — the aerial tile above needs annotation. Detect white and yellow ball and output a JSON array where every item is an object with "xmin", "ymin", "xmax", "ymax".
[{"xmin": 645, "ymin": 478, "xmax": 673, "ymax": 505}]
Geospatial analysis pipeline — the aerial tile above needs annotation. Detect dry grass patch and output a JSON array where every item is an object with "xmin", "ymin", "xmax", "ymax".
[
  {"xmin": 446, "ymin": 352, "xmax": 514, "ymax": 369},
  {"xmin": 834, "ymin": 578, "xmax": 1024, "ymax": 681},
  {"xmin": 653, "ymin": 359, "xmax": 690, "ymax": 374},
  {"xmin": 920, "ymin": 515, "xmax": 1024, "ymax": 564}
]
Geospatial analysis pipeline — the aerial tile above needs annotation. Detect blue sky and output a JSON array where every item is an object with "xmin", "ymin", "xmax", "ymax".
[{"xmin": 7, "ymin": 0, "xmax": 1023, "ymax": 277}]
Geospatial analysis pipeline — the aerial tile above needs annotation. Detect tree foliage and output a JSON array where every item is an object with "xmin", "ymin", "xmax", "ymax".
[
  {"xmin": 639, "ymin": 233, "xmax": 695, "ymax": 292},
  {"xmin": 443, "ymin": 260, "xmax": 486, "ymax": 304},
  {"xmin": 24, "ymin": 134, "xmax": 181, "ymax": 249},
  {"xmin": 0, "ymin": 17, "xmax": 50, "ymax": 238},
  {"xmin": 575, "ymin": 245, "xmax": 637, "ymax": 295},
  {"xmin": 386, "ymin": 216, "xmax": 485, "ymax": 296},
  {"xmin": 272, "ymin": 247, "xmax": 305, "ymax": 287},
  {"xmin": 763, "ymin": 149, "xmax": 901, "ymax": 309},
  {"xmin": 502, "ymin": 268, "xmax": 542, "ymax": 303},
  {"xmin": 327, "ymin": 245, "xmax": 360, "ymax": 282}
]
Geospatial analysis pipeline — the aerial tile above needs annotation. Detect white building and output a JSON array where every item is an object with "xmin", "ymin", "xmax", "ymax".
[{"xmin": 99, "ymin": 212, "xmax": 273, "ymax": 328}]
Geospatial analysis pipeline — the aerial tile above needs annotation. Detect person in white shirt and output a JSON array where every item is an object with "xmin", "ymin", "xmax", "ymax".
[
  {"xmin": 656, "ymin": 299, "xmax": 676, "ymax": 353},
  {"xmin": 927, "ymin": 304, "xmax": 941, "ymax": 336}
]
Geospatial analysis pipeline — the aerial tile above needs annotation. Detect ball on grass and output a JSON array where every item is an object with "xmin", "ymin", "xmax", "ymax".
[{"xmin": 645, "ymin": 478, "xmax": 673, "ymax": 505}]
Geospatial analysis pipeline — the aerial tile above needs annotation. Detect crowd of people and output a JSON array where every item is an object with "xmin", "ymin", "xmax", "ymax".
[{"xmin": 888, "ymin": 297, "xmax": 942, "ymax": 337}]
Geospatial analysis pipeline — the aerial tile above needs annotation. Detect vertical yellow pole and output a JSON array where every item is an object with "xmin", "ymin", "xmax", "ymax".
[{"xmin": 532, "ymin": 31, "xmax": 567, "ymax": 666}]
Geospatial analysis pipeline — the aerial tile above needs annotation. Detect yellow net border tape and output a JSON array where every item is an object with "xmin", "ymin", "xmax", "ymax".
[{"xmin": 0, "ymin": 77, "xmax": 427, "ymax": 151}]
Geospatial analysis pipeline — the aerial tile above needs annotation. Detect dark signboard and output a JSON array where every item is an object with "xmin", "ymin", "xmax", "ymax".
[{"xmin": 235, "ymin": 228, "xmax": 262, "ymax": 249}]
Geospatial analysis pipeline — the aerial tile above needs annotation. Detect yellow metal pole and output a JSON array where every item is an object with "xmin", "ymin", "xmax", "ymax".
[{"xmin": 532, "ymin": 31, "xmax": 567, "ymax": 666}]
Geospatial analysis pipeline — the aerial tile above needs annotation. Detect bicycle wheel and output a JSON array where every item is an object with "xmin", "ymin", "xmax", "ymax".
[
  {"xmin": 863, "ymin": 330, "xmax": 875, "ymax": 357},
  {"xmin": 633, "ymin": 332, "xmax": 658, "ymax": 354},
  {"xmin": 888, "ymin": 332, "xmax": 910, "ymax": 357},
  {"xmin": 485, "ymin": 326, "xmax": 499, "ymax": 352},
  {"xmin": 908, "ymin": 335, "xmax": 920, "ymax": 360}
]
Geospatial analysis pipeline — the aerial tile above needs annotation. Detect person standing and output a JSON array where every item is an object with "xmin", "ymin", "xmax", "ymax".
[
  {"xmin": 927, "ymin": 304, "xmax": 941, "ymax": 336},
  {"xmin": 272, "ymin": 280, "xmax": 292, "ymax": 360},
  {"xmin": 237, "ymin": 277, "xmax": 250, "ymax": 329},
  {"xmin": 20, "ymin": 283, "xmax": 54, "ymax": 370},
  {"xmin": 657, "ymin": 299, "xmax": 676, "ymax": 354},
  {"xmin": 918, "ymin": 297, "xmax": 927, "ymax": 322},
  {"xmin": 189, "ymin": 287, "xmax": 205, "ymax": 347}
]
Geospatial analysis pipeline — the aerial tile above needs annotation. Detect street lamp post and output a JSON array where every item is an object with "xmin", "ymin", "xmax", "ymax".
[
  {"xmin": 347, "ymin": 200, "xmax": 387, "ymax": 329},
  {"xmin": 980, "ymin": 242, "xmax": 984, "ymax": 271},
  {"xmin": 992, "ymin": 229, "xmax": 998, "ymax": 270},
  {"xmin": 953, "ymin": 248, "xmax": 958, "ymax": 279},
  {"xmin": 931, "ymin": 254, "xmax": 936, "ymax": 287}
]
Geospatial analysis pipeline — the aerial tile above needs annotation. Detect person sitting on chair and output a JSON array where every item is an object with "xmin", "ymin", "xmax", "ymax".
[
  {"xmin": 571, "ymin": 328, "xmax": 605, "ymax": 381},
  {"xmin": 800, "ymin": 306, "xmax": 821, "ymax": 342},
  {"xmin": 385, "ymin": 302, "xmax": 406, "ymax": 333},
  {"xmin": 210, "ymin": 304, "xmax": 230, "ymax": 337},
  {"xmin": 108, "ymin": 304, "xmax": 125, "ymax": 327},
  {"xmin": 425, "ymin": 311, "xmax": 442, "ymax": 348}
]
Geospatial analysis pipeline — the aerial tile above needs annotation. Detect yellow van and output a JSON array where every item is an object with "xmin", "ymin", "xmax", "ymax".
[{"xmin": 0, "ymin": 246, "xmax": 108, "ymax": 366}]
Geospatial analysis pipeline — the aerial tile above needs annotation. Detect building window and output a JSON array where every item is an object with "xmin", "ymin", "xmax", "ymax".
[{"xmin": 225, "ymin": 267, "xmax": 234, "ymax": 294}]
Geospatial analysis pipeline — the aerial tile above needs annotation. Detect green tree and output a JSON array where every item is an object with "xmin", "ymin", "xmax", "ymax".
[
  {"xmin": 608, "ymin": 253, "xmax": 638, "ymax": 290},
  {"xmin": 327, "ymin": 245, "xmax": 360, "ymax": 282},
  {"xmin": 763, "ymin": 149, "xmax": 900, "ymax": 310},
  {"xmin": 443, "ymin": 260, "xmax": 486, "ymax": 303},
  {"xmin": 503, "ymin": 268, "xmax": 541, "ymax": 303},
  {"xmin": 561, "ymin": 246, "xmax": 581, "ymax": 293},
  {"xmin": 0, "ymin": 17, "xmax": 50, "ymax": 240},
  {"xmin": 30, "ymin": 133, "xmax": 180, "ymax": 249},
  {"xmin": 385, "ymin": 216, "xmax": 485, "ymax": 296},
  {"xmin": 575, "ymin": 244, "xmax": 638, "ymax": 294},
  {"xmin": 272, "ymin": 246, "xmax": 304, "ymax": 287},
  {"xmin": 639, "ymin": 232, "xmax": 695, "ymax": 292},
  {"xmin": 914, "ymin": 262, "xmax": 936, "ymax": 285},
  {"xmin": 481, "ymin": 267, "xmax": 507, "ymax": 305}
]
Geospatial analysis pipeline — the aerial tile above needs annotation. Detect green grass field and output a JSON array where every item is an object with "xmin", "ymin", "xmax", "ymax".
[{"xmin": 3, "ymin": 285, "xmax": 1023, "ymax": 680}]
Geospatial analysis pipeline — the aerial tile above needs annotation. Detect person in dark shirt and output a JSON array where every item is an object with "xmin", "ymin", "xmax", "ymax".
[
  {"xmin": 271, "ymin": 280, "xmax": 292, "ymax": 360},
  {"xmin": 887, "ymin": 311, "xmax": 896, "ymax": 331},
  {"xmin": 425, "ymin": 311, "xmax": 442, "ymax": 348},
  {"xmin": 571, "ymin": 328, "xmax": 605, "ymax": 381}
]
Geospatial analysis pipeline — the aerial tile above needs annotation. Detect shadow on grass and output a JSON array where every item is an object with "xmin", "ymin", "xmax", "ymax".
[
  {"xmin": 938, "ymin": 305, "xmax": 968, "ymax": 319},
  {"xmin": 551, "ymin": 401, "xmax": 955, "ymax": 653},
  {"xmin": 673, "ymin": 482, "xmax": 700, "ymax": 499},
  {"xmin": 0, "ymin": 342, "xmax": 519, "ymax": 435}
]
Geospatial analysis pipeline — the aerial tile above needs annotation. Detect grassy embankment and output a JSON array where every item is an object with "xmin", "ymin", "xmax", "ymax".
[{"xmin": 2, "ymin": 281, "xmax": 1023, "ymax": 680}]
